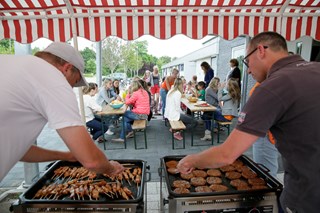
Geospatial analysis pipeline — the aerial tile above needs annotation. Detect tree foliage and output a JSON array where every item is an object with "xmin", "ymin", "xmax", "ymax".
[
  {"xmin": 0, "ymin": 39, "xmax": 14, "ymax": 54},
  {"xmin": 101, "ymin": 37, "xmax": 123, "ymax": 76},
  {"xmin": 80, "ymin": 47, "xmax": 96, "ymax": 74},
  {"xmin": 0, "ymin": 38, "xmax": 173, "ymax": 78}
]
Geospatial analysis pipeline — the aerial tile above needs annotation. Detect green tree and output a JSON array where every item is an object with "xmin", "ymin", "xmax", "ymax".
[
  {"xmin": 86, "ymin": 58, "xmax": 96, "ymax": 75},
  {"xmin": 157, "ymin": 56, "xmax": 172, "ymax": 70},
  {"xmin": 0, "ymin": 39, "xmax": 14, "ymax": 54},
  {"xmin": 32, "ymin": 47, "xmax": 40, "ymax": 55},
  {"xmin": 80, "ymin": 47, "xmax": 96, "ymax": 74},
  {"xmin": 102, "ymin": 37, "xmax": 123, "ymax": 77},
  {"xmin": 121, "ymin": 42, "xmax": 138, "ymax": 78}
]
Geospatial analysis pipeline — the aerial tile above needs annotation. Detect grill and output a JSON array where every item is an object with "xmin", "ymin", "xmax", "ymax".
[
  {"xmin": 159, "ymin": 155, "xmax": 283, "ymax": 213},
  {"xmin": 11, "ymin": 159, "xmax": 150, "ymax": 213}
]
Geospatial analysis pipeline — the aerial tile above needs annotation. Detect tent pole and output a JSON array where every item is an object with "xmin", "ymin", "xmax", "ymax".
[
  {"xmin": 240, "ymin": 36, "xmax": 251, "ymax": 111},
  {"xmin": 64, "ymin": 0, "xmax": 86, "ymax": 124},
  {"xmin": 96, "ymin": 41, "xmax": 102, "ymax": 87}
]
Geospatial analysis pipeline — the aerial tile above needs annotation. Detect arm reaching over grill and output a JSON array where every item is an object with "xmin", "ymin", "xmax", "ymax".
[
  {"xmin": 57, "ymin": 126, "xmax": 125, "ymax": 176},
  {"xmin": 177, "ymin": 129, "xmax": 258, "ymax": 173},
  {"xmin": 20, "ymin": 145, "xmax": 76, "ymax": 162}
]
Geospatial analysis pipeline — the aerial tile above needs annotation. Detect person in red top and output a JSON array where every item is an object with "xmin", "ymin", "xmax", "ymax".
[
  {"xmin": 112, "ymin": 80, "xmax": 150, "ymax": 142},
  {"xmin": 159, "ymin": 68, "xmax": 179, "ymax": 117}
]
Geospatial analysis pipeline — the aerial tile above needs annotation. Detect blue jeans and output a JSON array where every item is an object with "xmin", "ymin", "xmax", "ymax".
[
  {"xmin": 201, "ymin": 112, "xmax": 214, "ymax": 130},
  {"xmin": 160, "ymin": 88, "xmax": 168, "ymax": 116},
  {"xmin": 253, "ymin": 135, "xmax": 279, "ymax": 178},
  {"xmin": 86, "ymin": 118, "xmax": 109, "ymax": 140},
  {"xmin": 180, "ymin": 113, "xmax": 198, "ymax": 130},
  {"xmin": 119, "ymin": 111, "xmax": 141, "ymax": 139},
  {"xmin": 213, "ymin": 109, "xmax": 231, "ymax": 128}
]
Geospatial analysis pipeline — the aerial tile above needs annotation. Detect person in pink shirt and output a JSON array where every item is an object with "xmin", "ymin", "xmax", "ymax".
[{"xmin": 112, "ymin": 80, "xmax": 150, "ymax": 142}]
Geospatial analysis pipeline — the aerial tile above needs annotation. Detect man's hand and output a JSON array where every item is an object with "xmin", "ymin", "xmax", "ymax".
[
  {"xmin": 177, "ymin": 154, "xmax": 196, "ymax": 174},
  {"xmin": 108, "ymin": 161, "xmax": 125, "ymax": 176}
]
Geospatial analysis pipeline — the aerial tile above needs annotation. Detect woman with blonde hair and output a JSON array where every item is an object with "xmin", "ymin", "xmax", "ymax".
[
  {"xmin": 112, "ymin": 80, "xmax": 150, "ymax": 143},
  {"xmin": 143, "ymin": 70, "xmax": 151, "ymax": 83},
  {"xmin": 214, "ymin": 78, "xmax": 240, "ymax": 128},
  {"xmin": 96, "ymin": 78, "xmax": 118, "ymax": 107},
  {"xmin": 164, "ymin": 78, "xmax": 198, "ymax": 140},
  {"xmin": 200, "ymin": 77, "xmax": 220, "ymax": 140}
]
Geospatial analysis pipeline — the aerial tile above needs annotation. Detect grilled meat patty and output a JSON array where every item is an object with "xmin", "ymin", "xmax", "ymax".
[{"xmin": 172, "ymin": 180, "xmax": 191, "ymax": 188}]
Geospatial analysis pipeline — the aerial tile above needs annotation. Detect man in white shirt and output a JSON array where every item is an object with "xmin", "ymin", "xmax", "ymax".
[{"xmin": 0, "ymin": 42, "xmax": 124, "ymax": 181}]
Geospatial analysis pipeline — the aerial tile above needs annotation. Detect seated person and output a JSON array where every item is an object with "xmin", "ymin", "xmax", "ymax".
[
  {"xmin": 164, "ymin": 78, "xmax": 198, "ymax": 140},
  {"xmin": 201, "ymin": 77, "xmax": 220, "ymax": 141},
  {"xmin": 213, "ymin": 78, "xmax": 240, "ymax": 132},
  {"xmin": 83, "ymin": 83, "xmax": 109, "ymax": 143},
  {"xmin": 96, "ymin": 79, "xmax": 121, "ymax": 135},
  {"xmin": 96, "ymin": 78, "xmax": 118, "ymax": 107},
  {"xmin": 112, "ymin": 79, "xmax": 121, "ymax": 96},
  {"xmin": 112, "ymin": 80, "xmax": 150, "ymax": 143},
  {"xmin": 195, "ymin": 81, "xmax": 206, "ymax": 101}
]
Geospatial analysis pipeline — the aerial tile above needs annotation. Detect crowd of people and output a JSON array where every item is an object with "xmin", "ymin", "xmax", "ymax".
[{"xmin": 82, "ymin": 56, "xmax": 243, "ymax": 144}]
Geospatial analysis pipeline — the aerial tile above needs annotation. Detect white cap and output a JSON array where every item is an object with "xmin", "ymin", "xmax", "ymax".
[{"xmin": 43, "ymin": 42, "xmax": 88, "ymax": 87}]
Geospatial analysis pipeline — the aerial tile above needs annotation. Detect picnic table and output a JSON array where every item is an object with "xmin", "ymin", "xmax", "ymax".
[{"xmin": 98, "ymin": 104, "xmax": 128, "ymax": 150}]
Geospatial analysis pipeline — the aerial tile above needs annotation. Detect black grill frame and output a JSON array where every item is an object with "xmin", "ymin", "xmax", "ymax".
[{"xmin": 19, "ymin": 160, "xmax": 146, "ymax": 205}]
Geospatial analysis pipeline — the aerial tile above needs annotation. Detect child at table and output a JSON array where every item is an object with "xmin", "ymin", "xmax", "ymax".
[
  {"xmin": 164, "ymin": 78, "xmax": 198, "ymax": 140},
  {"xmin": 83, "ymin": 83, "xmax": 110, "ymax": 143},
  {"xmin": 112, "ymin": 80, "xmax": 150, "ymax": 143},
  {"xmin": 196, "ymin": 81, "xmax": 206, "ymax": 101}
]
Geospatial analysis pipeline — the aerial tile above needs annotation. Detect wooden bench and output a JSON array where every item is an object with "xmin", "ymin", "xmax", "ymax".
[
  {"xmin": 216, "ymin": 121, "xmax": 233, "ymax": 143},
  {"xmin": 132, "ymin": 120, "xmax": 147, "ymax": 149},
  {"xmin": 169, "ymin": 120, "xmax": 186, "ymax": 149}
]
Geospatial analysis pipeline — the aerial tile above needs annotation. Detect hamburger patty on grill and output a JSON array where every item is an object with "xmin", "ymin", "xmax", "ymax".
[
  {"xmin": 172, "ymin": 180, "xmax": 191, "ymax": 188},
  {"xmin": 206, "ymin": 177, "xmax": 222, "ymax": 185},
  {"xmin": 180, "ymin": 172, "xmax": 194, "ymax": 180},
  {"xmin": 209, "ymin": 184, "xmax": 228, "ymax": 192},
  {"xmin": 190, "ymin": 177, "xmax": 207, "ymax": 186},
  {"xmin": 166, "ymin": 160, "xmax": 178, "ymax": 168},
  {"xmin": 192, "ymin": 170, "xmax": 208, "ymax": 178},
  {"xmin": 173, "ymin": 187, "xmax": 190, "ymax": 194},
  {"xmin": 207, "ymin": 169, "xmax": 221, "ymax": 177},
  {"xmin": 225, "ymin": 171, "xmax": 242, "ymax": 180},
  {"xmin": 195, "ymin": 186, "xmax": 212, "ymax": 193}
]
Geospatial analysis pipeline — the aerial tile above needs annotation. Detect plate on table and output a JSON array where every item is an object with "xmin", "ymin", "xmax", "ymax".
[{"xmin": 195, "ymin": 103, "xmax": 210, "ymax": 107}]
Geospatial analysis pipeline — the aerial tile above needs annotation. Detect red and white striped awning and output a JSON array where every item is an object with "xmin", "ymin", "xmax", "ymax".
[{"xmin": 1, "ymin": 0, "xmax": 320, "ymax": 43}]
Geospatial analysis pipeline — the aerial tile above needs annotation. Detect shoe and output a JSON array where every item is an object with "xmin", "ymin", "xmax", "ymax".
[
  {"xmin": 96, "ymin": 137, "xmax": 105, "ymax": 143},
  {"xmin": 126, "ymin": 131, "xmax": 134, "ymax": 138},
  {"xmin": 201, "ymin": 130, "xmax": 212, "ymax": 141},
  {"xmin": 105, "ymin": 129, "xmax": 114, "ymax": 135},
  {"xmin": 174, "ymin": 132, "xmax": 183, "ymax": 141},
  {"xmin": 112, "ymin": 138, "xmax": 124, "ymax": 143}
]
